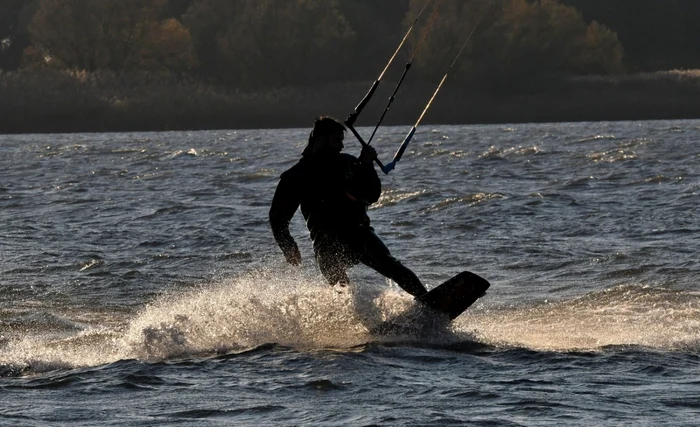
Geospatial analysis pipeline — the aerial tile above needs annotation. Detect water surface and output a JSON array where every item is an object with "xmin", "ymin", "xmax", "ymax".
[{"xmin": 1, "ymin": 121, "xmax": 699, "ymax": 425}]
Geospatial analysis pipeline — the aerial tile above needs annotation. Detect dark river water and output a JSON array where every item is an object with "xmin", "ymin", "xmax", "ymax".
[{"xmin": 1, "ymin": 120, "xmax": 699, "ymax": 425}]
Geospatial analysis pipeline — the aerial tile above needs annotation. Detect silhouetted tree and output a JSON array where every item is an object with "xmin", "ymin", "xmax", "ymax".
[
  {"xmin": 407, "ymin": 0, "xmax": 623, "ymax": 90},
  {"xmin": 0, "ymin": 0, "xmax": 37, "ymax": 70},
  {"xmin": 26, "ymin": 0, "xmax": 196, "ymax": 71},
  {"xmin": 162, "ymin": 0, "xmax": 194, "ymax": 20},
  {"xmin": 334, "ymin": 0, "xmax": 411, "ymax": 81},
  {"xmin": 562, "ymin": 0, "xmax": 700, "ymax": 71},
  {"xmin": 184, "ymin": 0, "xmax": 355, "ymax": 86}
]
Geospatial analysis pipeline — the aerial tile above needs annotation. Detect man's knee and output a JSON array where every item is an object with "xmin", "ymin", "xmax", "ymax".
[
  {"xmin": 318, "ymin": 258, "xmax": 348, "ymax": 285},
  {"xmin": 316, "ymin": 246, "xmax": 351, "ymax": 286}
]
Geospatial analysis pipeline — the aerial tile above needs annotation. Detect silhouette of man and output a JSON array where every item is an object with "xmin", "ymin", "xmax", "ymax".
[{"xmin": 269, "ymin": 116, "xmax": 427, "ymax": 297}]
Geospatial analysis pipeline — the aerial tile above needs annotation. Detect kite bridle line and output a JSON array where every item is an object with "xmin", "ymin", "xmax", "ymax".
[
  {"xmin": 364, "ymin": 0, "xmax": 446, "ymax": 147},
  {"xmin": 345, "ymin": 0, "xmax": 433, "ymax": 129},
  {"xmin": 382, "ymin": 13, "xmax": 485, "ymax": 174},
  {"xmin": 344, "ymin": 0, "xmax": 436, "ymax": 171},
  {"xmin": 343, "ymin": 2, "xmax": 486, "ymax": 175}
]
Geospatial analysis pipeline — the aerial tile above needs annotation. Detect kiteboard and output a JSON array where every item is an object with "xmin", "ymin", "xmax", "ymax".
[
  {"xmin": 417, "ymin": 270, "xmax": 490, "ymax": 320},
  {"xmin": 370, "ymin": 271, "xmax": 490, "ymax": 336}
]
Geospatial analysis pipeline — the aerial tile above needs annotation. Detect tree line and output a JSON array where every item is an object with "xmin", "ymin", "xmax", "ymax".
[
  {"xmin": 561, "ymin": 0, "xmax": 700, "ymax": 72},
  {"xmin": 0, "ymin": 0, "xmax": 697, "ymax": 89}
]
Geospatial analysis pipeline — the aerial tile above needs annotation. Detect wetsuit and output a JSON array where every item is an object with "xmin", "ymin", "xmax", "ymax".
[{"xmin": 269, "ymin": 152, "xmax": 427, "ymax": 297}]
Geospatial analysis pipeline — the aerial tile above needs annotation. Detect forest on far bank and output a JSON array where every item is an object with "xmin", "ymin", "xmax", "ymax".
[{"xmin": 2, "ymin": 0, "xmax": 700, "ymax": 133}]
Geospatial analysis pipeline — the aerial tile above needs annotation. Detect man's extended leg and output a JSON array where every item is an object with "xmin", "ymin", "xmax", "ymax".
[{"xmin": 355, "ymin": 229, "xmax": 427, "ymax": 298}]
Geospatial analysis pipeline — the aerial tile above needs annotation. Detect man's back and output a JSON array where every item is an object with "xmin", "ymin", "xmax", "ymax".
[{"xmin": 272, "ymin": 153, "xmax": 380, "ymax": 242}]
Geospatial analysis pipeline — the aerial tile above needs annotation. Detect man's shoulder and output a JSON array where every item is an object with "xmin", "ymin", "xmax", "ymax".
[
  {"xmin": 280, "ymin": 153, "xmax": 357, "ymax": 179},
  {"xmin": 280, "ymin": 159, "xmax": 309, "ymax": 180}
]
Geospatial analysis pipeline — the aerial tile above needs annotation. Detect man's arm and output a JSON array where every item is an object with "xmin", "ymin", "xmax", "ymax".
[
  {"xmin": 269, "ymin": 175, "xmax": 302, "ymax": 265},
  {"xmin": 354, "ymin": 146, "xmax": 382, "ymax": 204}
]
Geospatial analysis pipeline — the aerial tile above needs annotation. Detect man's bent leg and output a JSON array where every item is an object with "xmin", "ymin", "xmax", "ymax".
[
  {"xmin": 314, "ymin": 233, "xmax": 352, "ymax": 286},
  {"xmin": 355, "ymin": 230, "xmax": 427, "ymax": 298}
]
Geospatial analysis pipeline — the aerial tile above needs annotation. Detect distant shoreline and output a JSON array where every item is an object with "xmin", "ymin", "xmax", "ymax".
[{"xmin": 1, "ymin": 70, "xmax": 699, "ymax": 135}]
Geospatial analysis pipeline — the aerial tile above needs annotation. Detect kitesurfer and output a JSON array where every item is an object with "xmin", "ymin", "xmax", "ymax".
[{"xmin": 269, "ymin": 116, "xmax": 428, "ymax": 298}]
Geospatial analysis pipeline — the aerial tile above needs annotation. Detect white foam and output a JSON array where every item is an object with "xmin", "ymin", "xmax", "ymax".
[
  {"xmin": 456, "ymin": 284, "xmax": 700, "ymax": 351},
  {"xmin": 1, "ymin": 269, "xmax": 406, "ymax": 373},
  {"xmin": 122, "ymin": 269, "xmax": 376, "ymax": 360},
  {"xmin": 3, "ymin": 278, "xmax": 700, "ymax": 375}
]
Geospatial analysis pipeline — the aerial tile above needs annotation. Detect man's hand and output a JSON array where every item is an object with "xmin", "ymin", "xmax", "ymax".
[
  {"xmin": 285, "ymin": 246, "xmax": 302, "ymax": 266},
  {"xmin": 359, "ymin": 145, "xmax": 377, "ymax": 166}
]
